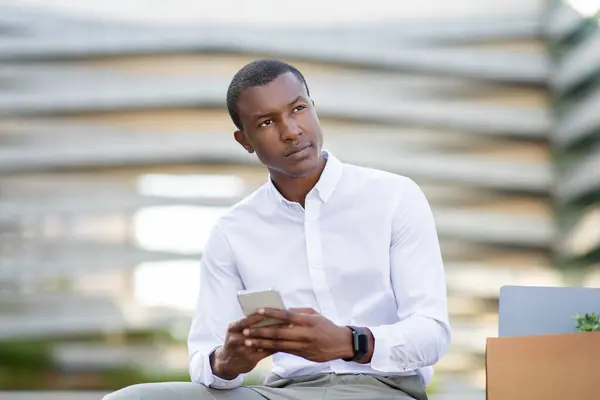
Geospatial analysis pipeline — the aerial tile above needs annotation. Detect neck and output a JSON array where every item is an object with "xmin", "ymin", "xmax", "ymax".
[{"xmin": 270, "ymin": 155, "xmax": 327, "ymax": 208}]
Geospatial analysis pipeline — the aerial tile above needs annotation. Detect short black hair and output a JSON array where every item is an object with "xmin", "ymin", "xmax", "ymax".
[{"xmin": 226, "ymin": 59, "xmax": 310, "ymax": 130}]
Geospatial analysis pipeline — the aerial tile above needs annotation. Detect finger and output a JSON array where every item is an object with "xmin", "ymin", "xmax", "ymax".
[
  {"xmin": 228, "ymin": 334, "xmax": 271, "ymax": 355},
  {"xmin": 243, "ymin": 326, "xmax": 310, "ymax": 342},
  {"xmin": 251, "ymin": 348, "xmax": 277, "ymax": 360},
  {"xmin": 244, "ymin": 338, "xmax": 306, "ymax": 352},
  {"xmin": 227, "ymin": 332, "xmax": 248, "ymax": 346},
  {"xmin": 258, "ymin": 308, "xmax": 313, "ymax": 325},
  {"xmin": 289, "ymin": 307, "xmax": 318, "ymax": 315},
  {"xmin": 255, "ymin": 348, "xmax": 277, "ymax": 356},
  {"xmin": 229, "ymin": 332, "xmax": 279, "ymax": 356},
  {"xmin": 228, "ymin": 314, "xmax": 266, "ymax": 332}
]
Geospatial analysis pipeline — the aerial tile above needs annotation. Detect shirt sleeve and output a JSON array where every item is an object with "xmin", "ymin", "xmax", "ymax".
[
  {"xmin": 188, "ymin": 224, "xmax": 245, "ymax": 389},
  {"xmin": 368, "ymin": 177, "xmax": 451, "ymax": 375}
]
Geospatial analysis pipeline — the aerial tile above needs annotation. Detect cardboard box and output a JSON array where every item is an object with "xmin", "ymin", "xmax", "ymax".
[{"xmin": 486, "ymin": 331, "xmax": 600, "ymax": 400}]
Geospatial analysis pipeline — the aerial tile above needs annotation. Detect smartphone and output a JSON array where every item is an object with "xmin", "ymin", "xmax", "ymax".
[{"xmin": 237, "ymin": 288, "xmax": 286, "ymax": 327}]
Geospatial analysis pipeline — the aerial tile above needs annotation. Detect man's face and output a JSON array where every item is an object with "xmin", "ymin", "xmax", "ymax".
[{"xmin": 234, "ymin": 72, "xmax": 323, "ymax": 178}]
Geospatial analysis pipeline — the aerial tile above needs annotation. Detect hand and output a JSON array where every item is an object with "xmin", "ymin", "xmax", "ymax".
[
  {"xmin": 241, "ymin": 307, "xmax": 356, "ymax": 363},
  {"xmin": 211, "ymin": 314, "xmax": 277, "ymax": 380}
]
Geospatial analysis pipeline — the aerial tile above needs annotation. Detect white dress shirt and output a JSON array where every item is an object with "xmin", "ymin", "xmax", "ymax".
[{"xmin": 188, "ymin": 151, "xmax": 451, "ymax": 389}]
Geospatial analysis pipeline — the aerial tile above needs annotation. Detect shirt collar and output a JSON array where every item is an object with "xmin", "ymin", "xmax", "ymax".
[
  {"xmin": 313, "ymin": 150, "xmax": 343, "ymax": 203},
  {"xmin": 267, "ymin": 150, "xmax": 343, "ymax": 206}
]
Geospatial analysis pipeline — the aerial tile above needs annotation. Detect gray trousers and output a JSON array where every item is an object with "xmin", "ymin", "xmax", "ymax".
[{"xmin": 103, "ymin": 373, "xmax": 428, "ymax": 399}]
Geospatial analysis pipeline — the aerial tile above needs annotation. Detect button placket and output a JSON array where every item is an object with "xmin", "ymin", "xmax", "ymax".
[{"xmin": 304, "ymin": 197, "xmax": 339, "ymax": 324}]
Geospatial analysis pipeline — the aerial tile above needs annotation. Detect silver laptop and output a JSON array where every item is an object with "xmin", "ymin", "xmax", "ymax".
[{"xmin": 498, "ymin": 285, "xmax": 600, "ymax": 337}]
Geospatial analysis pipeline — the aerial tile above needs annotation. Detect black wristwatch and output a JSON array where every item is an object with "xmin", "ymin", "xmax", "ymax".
[{"xmin": 342, "ymin": 326, "xmax": 369, "ymax": 362}]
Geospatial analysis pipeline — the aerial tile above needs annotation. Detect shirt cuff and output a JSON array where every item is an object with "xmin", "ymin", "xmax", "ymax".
[
  {"xmin": 368, "ymin": 325, "xmax": 392, "ymax": 372},
  {"xmin": 368, "ymin": 325, "xmax": 417, "ymax": 374},
  {"xmin": 205, "ymin": 348, "xmax": 245, "ymax": 389},
  {"xmin": 190, "ymin": 348, "xmax": 244, "ymax": 389},
  {"xmin": 209, "ymin": 373, "xmax": 244, "ymax": 390}
]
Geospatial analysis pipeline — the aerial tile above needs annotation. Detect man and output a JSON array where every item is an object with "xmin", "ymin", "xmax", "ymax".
[{"xmin": 104, "ymin": 59, "xmax": 450, "ymax": 400}]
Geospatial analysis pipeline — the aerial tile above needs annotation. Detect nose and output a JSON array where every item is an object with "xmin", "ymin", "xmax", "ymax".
[{"xmin": 279, "ymin": 116, "xmax": 302, "ymax": 141}]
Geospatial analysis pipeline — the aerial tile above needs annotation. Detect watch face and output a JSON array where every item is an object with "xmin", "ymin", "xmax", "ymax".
[
  {"xmin": 357, "ymin": 330, "xmax": 368, "ymax": 353},
  {"xmin": 344, "ymin": 326, "xmax": 368, "ymax": 362}
]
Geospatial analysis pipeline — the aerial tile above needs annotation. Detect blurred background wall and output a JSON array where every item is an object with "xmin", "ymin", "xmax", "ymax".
[{"xmin": 0, "ymin": 0, "xmax": 598, "ymax": 395}]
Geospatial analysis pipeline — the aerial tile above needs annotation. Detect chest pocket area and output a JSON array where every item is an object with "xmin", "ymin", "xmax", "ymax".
[
  {"xmin": 236, "ymin": 239, "xmax": 313, "ymax": 308},
  {"xmin": 321, "ymin": 231, "xmax": 390, "ymax": 309}
]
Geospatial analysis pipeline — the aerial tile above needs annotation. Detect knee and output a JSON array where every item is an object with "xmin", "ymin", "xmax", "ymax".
[
  {"xmin": 102, "ymin": 383, "xmax": 152, "ymax": 400},
  {"xmin": 102, "ymin": 382, "xmax": 211, "ymax": 400}
]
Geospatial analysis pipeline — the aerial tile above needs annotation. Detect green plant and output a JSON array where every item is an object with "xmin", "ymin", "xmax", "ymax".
[
  {"xmin": 572, "ymin": 312, "xmax": 600, "ymax": 332},
  {"xmin": 0, "ymin": 340, "xmax": 54, "ymax": 371}
]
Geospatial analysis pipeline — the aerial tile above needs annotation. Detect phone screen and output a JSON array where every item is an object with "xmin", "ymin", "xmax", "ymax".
[{"xmin": 237, "ymin": 289, "xmax": 286, "ymax": 327}]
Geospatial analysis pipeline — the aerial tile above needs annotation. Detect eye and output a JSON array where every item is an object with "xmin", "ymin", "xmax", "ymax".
[
  {"xmin": 259, "ymin": 119, "xmax": 273, "ymax": 128},
  {"xmin": 292, "ymin": 105, "xmax": 307, "ymax": 113}
]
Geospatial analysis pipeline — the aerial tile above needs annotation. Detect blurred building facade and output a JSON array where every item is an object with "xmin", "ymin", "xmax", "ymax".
[
  {"xmin": 0, "ymin": 0, "xmax": 598, "ymax": 392},
  {"xmin": 550, "ymin": 1, "xmax": 600, "ymax": 280}
]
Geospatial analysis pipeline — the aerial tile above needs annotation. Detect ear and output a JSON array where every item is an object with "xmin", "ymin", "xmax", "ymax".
[{"xmin": 234, "ymin": 130, "xmax": 254, "ymax": 154}]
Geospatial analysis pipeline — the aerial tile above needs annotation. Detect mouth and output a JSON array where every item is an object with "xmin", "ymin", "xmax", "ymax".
[{"xmin": 285, "ymin": 143, "xmax": 312, "ymax": 157}]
